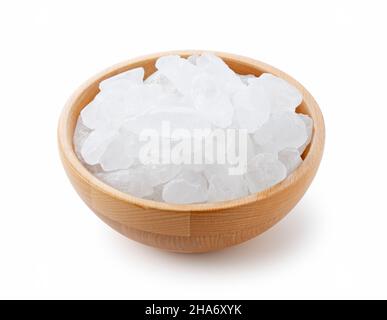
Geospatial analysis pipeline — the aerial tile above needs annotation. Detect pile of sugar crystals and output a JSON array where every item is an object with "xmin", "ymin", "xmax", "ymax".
[{"xmin": 74, "ymin": 53, "xmax": 313, "ymax": 204}]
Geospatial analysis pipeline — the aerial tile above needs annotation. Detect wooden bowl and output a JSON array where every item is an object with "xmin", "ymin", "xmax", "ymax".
[{"xmin": 58, "ymin": 50, "xmax": 325, "ymax": 253}]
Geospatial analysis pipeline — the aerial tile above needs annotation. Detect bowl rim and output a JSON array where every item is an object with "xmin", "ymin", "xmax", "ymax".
[{"xmin": 58, "ymin": 50, "xmax": 325, "ymax": 213}]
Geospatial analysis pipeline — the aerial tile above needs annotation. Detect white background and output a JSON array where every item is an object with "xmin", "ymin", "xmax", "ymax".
[{"xmin": 0, "ymin": 0, "xmax": 386, "ymax": 299}]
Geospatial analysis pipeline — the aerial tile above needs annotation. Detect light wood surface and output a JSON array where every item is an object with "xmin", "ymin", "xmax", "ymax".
[{"xmin": 57, "ymin": 50, "xmax": 325, "ymax": 252}]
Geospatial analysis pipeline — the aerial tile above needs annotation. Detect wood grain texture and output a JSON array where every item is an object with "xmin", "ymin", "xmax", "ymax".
[{"xmin": 57, "ymin": 50, "xmax": 325, "ymax": 253}]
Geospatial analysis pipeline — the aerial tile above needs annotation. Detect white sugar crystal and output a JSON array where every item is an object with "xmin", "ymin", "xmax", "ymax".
[
  {"xmin": 232, "ymin": 79, "xmax": 271, "ymax": 132},
  {"xmin": 239, "ymin": 74, "xmax": 256, "ymax": 85},
  {"xmin": 122, "ymin": 107, "xmax": 211, "ymax": 138},
  {"xmin": 73, "ymin": 118, "xmax": 92, "ymax": 160},
  {"xmin": 99, "ymin": 67, "xmax": 144, "ymax": 91},
  {"xmin": 157, "ymin": 92, "xmax": 194, "ymax": 109},
  {"xmin": 245, "ymin": 153, "xmax": 287, "ymax": 193},
  {"xmin": 187, "ymin": 54, "xmax": 199, "ymax": 65},
  {"xmin": 99, "ymin": 132, "xmax": 140, "ymax": 171},
  {"xmin": 208, "ymin": 174, "xmax": 248, "ymax": 202},
  {"xmin": 203, "ymin": 163, "xmax": 229, "ymax": 180},
  {"xmin": 145, "ymin": 185, "xmax": 164, "ymax": 202},
  {"xmin": 183, "ymin": 163, "xmax": 205, "ymax": 173},
  {"xmin": 278, "ymin": 148, "xmax": 302, "ymax": 174},
  {"xmin": 297, "ymin": 113, "xmax": 313, "ymax": 154},
  {"xmin": 245, "ymin": 134, "xmax": 258, "ymax": 163},
  {"xmin": 141, "ymin": 164, "xmax": 181, "ymax": 187},
  {"xmin": 196, "ymin": 53, "xmax": 243, "ymax": 94},
  {"xmin": 191, "ymin": 74, "xmax": 233, "ymax": 128},
  {"xmin": 81, "ymin": 84, "xmax": 163, "ymax": 130},
  {"xmin": 257, "ymin": 73, "xmax": 302, "ymax": 113},
  {"xmin": 156, "ymin": 55, "xmax": 200, "ymax": 95},
  {"xmin": 253, "ymin": 112, "xmax": 308, "ymax": 152},
  {"xmin": 81, "ymin": 128, "xmax": 117, "ymax": 165},
  {"xmin": 162, "ymin": 171, "xmax": 208, "ymax": 204},
  {"xmin": 96, "ymin": 169, "xmax": 153, "ymax": 198},
  {"xmin": 74, "ymin": 53, "xmax": 313, "ymax": 204},
  {"xmin": 144, "ymin": 70, "xmax": 177, "ymax": 94},
  {"xmin": 80, "ymin": 100, "xmax": 101, "ymax": 129}
]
